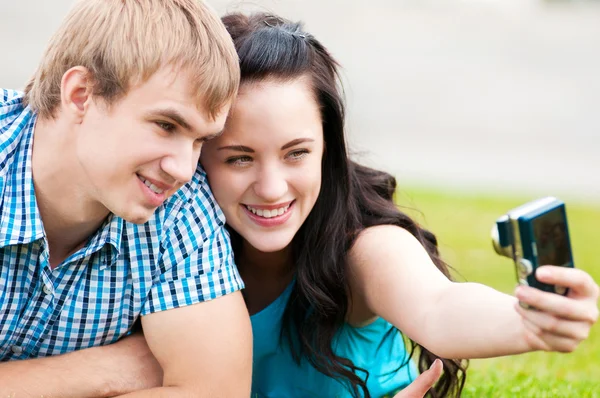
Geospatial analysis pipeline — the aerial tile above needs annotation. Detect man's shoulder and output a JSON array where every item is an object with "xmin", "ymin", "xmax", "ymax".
[
  {"xmin": 0, "ymin": 89, "xmax": 32, "ymax": 175},
  {"xmin": 119, "ymin": 164, "xmax": 225, "ymax": 249},
  {"xmin": 161, "ymin": 164, "xmax": 225, "ymax": 234},
  {"xmin": 0, "ymin": 89, "xmax": 24, "ymax": 104},
  {"xmin": 1, "ymin": 89, "xmax": 30, "ymax": 129},
  {"xmin": 0, "ymin": 89, "xmax": 26, "ymax": 124}
]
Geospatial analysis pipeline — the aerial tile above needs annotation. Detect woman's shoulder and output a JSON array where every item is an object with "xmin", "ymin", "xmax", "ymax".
[
  {"xmin": 346, "ymin": 225, "xmax": 427, "ymax": 325},
  {"xmin": 349, "ymin": 224, "xmax": 424, "ymax": 267}
]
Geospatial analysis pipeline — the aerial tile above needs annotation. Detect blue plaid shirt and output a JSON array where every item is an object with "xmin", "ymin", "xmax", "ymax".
[{"xmin": 0, "ymin": 89, "xmax": 243, "ymax": 360}]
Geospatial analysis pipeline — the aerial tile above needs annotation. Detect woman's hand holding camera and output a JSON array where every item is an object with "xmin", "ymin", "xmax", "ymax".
[{"xmin": 515, "ymin": 265, "xmax": 599, "ymax": 353}]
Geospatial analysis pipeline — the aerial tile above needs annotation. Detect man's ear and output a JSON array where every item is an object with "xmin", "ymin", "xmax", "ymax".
[{"xmin": 60, "ymin": 66, "xmax": 93, "ymax": 122}]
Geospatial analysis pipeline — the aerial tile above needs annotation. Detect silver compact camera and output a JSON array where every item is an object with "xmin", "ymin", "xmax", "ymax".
[{"xmin": 491, "ymin": 197, "xmax": 574, "ymax": 304}]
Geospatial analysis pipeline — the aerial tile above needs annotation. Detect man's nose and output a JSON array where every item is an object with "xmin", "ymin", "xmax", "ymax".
[{"xmin": 160, "ymin": 140, "xmax": 200, "ymax": 184}]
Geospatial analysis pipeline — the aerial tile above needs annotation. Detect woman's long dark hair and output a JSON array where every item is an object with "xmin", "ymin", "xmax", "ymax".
[{"xmin": 222, "ymin": 13, "xmax": 468, "ymax": 397}]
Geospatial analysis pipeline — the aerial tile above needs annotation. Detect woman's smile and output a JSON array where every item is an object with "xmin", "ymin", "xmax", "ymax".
[{"xmin": 241, "ymin": 200, "xmax": 295, "ymax": 227}]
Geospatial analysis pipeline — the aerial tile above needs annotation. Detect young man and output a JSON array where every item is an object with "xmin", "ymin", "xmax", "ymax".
[{"xmin": 0, "ymin": 0, "xmax": 251, "ymax": 396}]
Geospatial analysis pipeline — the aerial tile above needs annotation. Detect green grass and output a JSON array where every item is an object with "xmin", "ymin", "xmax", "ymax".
[{"xmin": 395, "ymin": 186, "xmax": 600, "ymax": 397}]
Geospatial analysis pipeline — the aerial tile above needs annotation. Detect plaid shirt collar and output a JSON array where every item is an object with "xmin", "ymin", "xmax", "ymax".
[{"xmin": 0, "ymin": 101, "xmax": 123, "ymax": 268}]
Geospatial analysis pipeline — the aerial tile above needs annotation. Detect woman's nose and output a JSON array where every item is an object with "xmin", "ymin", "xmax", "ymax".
[{"xmin": 253, "ymin": 165, "xmax": 288, "ymax": 202}]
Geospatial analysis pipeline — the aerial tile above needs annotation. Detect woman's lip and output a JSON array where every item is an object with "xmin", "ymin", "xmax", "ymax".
[
  {"xmin": 242, "ymin": 200, "xmax": 294, "ymax": 211},
  {"xmin": 241, "ymin": 201, "xmax": 294, "ymax": 227}
]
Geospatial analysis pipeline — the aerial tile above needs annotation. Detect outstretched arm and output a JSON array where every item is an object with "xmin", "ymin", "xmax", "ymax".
[
  {"xmin": 0, "ymin": 332, "xmax": 162, "ymax": 398},
  {"xmin": 348, "ymin": 225, "xmax": 599, "ymax": 359}
]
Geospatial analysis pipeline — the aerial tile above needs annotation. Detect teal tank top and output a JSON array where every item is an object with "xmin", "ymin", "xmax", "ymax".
[{"xmin": 250, "ymin": 282, "xmax": 417, "ymax": 398}]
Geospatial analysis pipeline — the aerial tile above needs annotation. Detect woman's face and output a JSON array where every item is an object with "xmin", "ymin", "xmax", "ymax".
[{"xmin": 201, "ymin": 77, "xmax": 324, "ymax": 253}]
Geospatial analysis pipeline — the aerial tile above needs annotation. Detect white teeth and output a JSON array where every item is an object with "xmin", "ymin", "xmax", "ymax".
[
  {"xmin": 246, "ymin": 204, "xmax": 291, "ymax": 218},
  {"xmin": 139, "ymin": 176, "xmax": 165, "ymax": 194}
]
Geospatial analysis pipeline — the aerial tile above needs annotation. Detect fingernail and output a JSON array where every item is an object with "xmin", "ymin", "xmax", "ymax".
[{"xmin": 431, "ymin": 359, "xmax": 443, "ymax": 377}]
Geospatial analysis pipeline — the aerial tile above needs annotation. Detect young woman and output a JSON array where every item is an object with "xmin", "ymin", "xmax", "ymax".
[{"xmin": 200, "ymin": 12, "xmax": 599, "ymax": 398}]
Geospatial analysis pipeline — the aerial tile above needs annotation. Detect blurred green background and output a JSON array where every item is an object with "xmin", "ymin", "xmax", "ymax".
[{"xmin": 398, "ymin": 187, "xmax": 600, "ymax": 397}]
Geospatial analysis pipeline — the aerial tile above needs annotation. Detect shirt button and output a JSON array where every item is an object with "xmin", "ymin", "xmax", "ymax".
[
  {"xmin": 11, "ymin": 345, "xmax": 23, "ymax": 355},
  {"xmin": 42, "ymin": 285, "xmax": 52, "ymax": 295}
]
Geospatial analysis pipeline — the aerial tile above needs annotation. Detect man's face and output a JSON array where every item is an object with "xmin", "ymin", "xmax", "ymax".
[{"xmin": 76, "ymin": 67, "xmax": 229, "ymax": 224}]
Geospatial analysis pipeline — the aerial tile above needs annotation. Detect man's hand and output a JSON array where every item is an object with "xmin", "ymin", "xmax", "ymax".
[
  {"xmin": 393, "ymin": 359, "xmax": 442, "ymax": 398},
  {"xmin": 515, "ymin": 266, "xmax": 599, "ymax": 353},
  {"xmin": 105, "ymin": 332, "xmax": 163, "ymax": 394},
  {"xmin": 0, "ymin": 331, "xmax": 161, "ymax": 398}
]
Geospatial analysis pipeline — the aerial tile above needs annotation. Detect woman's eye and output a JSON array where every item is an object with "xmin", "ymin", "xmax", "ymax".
[
  {"xmin": 287, "ymin": 149, "xmax": 309, "ymax": 161},
  {"xmin": 226, "ymin": 156, "xmax": 253, "ymax": 166},
  {"xmin": 156, "ymin": 121, "xmax": 176, "ymax": 132}
]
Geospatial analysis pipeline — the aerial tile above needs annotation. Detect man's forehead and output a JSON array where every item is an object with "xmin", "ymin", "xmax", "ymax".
[{"xmin": 158, "ymin": 66, "xmax": 231, "ymax": 111}]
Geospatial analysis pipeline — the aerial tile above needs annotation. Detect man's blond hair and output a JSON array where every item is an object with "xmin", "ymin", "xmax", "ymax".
[{"xmin": 24, "ymin": 0, "xmax": 239, "ymax": 119}]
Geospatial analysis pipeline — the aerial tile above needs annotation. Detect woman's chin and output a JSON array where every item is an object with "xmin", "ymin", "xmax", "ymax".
[{"xmin": 247, "ymin": 237, "xmax": 293, "ymax": 254}]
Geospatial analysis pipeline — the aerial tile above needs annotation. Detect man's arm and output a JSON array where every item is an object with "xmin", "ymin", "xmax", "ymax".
[
  {"xmin": 117, "ymin": 291, "xmax": 252, "ymax": 397},
  {"xmin": 0, "ymin": 332, "xmax": 162, "ymax": 398}
]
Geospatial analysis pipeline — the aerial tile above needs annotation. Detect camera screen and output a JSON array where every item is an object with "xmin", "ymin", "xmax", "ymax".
[{"xmin": 532, "ymin": 207, "xmax": 572, "ymax": 267}]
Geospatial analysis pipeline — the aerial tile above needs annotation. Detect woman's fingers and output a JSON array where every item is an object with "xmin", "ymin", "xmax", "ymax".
[
  {"xmin": 521, "ymin": 321, "xmax": 581, "ymax": 353},
  {"xmin": 536, "ymin": 266, "xmax": 600, "ymax": 300},
  {"xmin": 393, "ymin": 359, "xmax": 443, "ymax": 398},
  {"xmin": 515, "ymin": 285, "xmax": 598, "ymax": 323},
  {"xmin": 516, "ymin": 303, "xmax": 592, "ymax": 341}
]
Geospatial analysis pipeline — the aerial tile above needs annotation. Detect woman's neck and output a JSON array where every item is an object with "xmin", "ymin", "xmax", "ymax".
[
  {"xmin": 238, "ymin": 241, "xmax": 295, "ymax": 315},
  {"xmin": 239, "ymin": 241, "xmax": 293, "ymax": 278}
]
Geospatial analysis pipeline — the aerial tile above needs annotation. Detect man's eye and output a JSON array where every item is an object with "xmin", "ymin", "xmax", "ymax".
[{"xmin": 156, "ymin": 121, "xmax": 176, "ymax": 132}]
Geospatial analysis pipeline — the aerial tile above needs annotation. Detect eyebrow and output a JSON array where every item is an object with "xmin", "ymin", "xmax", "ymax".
[
  {"xmin": 217, "ymin": 138, "xmax": 315, "ymax": 152},
  {"xmin": 217, "ymin": 145, "xmax": 254, "ymax": 153},
  {"xmin": 146, "ymin": 108, "xmax": 192, "ymax": 131},
  {"xmin": 202, "ymin": 129, "xmax": 224, "ymax": 142},
  {"xmin": 281, "ymin": 138, "xmax": 314, "ymax": 150},
  {"xmin": 146, "ymin": 107, "xmax": 223, "ymax": 141}
]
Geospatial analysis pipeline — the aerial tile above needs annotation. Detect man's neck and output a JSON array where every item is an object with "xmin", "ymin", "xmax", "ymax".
[{"xmin": 32, "ymin": 116, "xmax": 109, "ymax": 268}]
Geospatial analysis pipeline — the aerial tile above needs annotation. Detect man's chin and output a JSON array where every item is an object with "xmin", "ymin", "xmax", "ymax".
[{"xmin": 117, "ymin": 208, "xmax": 156, "ymax": 225}]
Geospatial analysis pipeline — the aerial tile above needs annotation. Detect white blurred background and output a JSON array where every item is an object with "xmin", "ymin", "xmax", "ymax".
[{"xmin": 2, "ymin": 0, "xmax": 599, "ymax": 202}]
